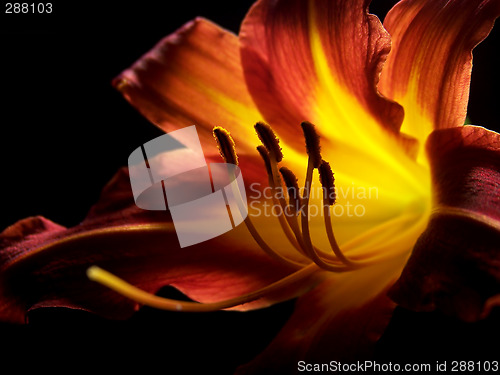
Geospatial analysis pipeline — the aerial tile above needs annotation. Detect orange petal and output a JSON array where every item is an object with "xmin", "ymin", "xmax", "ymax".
[
  {"xmin": 239, "ymin": 0, "xmax": 404, "ymax": 149},
  {"xmin": 0, "ymin": 167, "xmax": 298, "ymax": 323},
  {"xmin": 113, "ymin": 17, "xmax": 262, "ymax": 153},
  {"xmin": 236, "ymin": 254, "xmax": 408, "ymax": 374},
  {"xmin": 390, "ymin": 126, "xmax": 500, "ymax": 321},
  {"xmin": 380, "ymin": 0, "xmax": 500, "ymax": 159}
]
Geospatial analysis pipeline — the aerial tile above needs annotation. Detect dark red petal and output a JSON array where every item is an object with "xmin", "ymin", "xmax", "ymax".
[
  {"xmin": 239, "ymin": 0, "xmax": 405, "ymax": 150},
  {"xmin": 389, "ymin": 126, "xmax": 500, "ymax": 321},
  {"xmin": 0, "ymin": 164, "xmax": 296, "ymax": 323}
]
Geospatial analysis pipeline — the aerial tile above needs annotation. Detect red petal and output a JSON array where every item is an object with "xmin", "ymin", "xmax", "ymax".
[
  {"xmin": 389, "ymin": 126, "xmax": 500, "ymax": 321},
  {"xmin": 114, "ymin": 18, "xmax": 263, "ymax": 154},
  {"xmin": 236, "ymin": 254, "xmax": 408, "ymax": 374},
  {"xmin": 0, "ymin": 166, "xmax": 297, "ymax": 323},
  {"xmin": 239, "ymin": 0, "xmax": 404, "ymax": 149},
  {"xmin": 380, "ymin": 0, "xmax": 500, "ymax": 155}
]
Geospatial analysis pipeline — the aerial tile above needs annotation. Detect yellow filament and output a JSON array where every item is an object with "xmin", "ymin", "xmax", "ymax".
[
  {"xmin": 267, "ymin": 154, "xmax": 309, "ymax": 257},
  {"xmin": 266, "ymin": 153, "xmax": 308, "ymax": 255},
  {"xmin": 225, "ymin": 155, "xmax": 308, "ymax": 268},
  {"xmin": 300, "ymin": 160, "xmax": 354, "ymax": 272},
  {"xmin": 243, "ymin": 217, "xmax": 307, "ymax": 268},
  {"xmin": 265, "ymin": 140, "xmax": 347, "ymax": 265},
  {"xmin": 323, "ymin": 204, "xmax": 374, "ymax": 268},
  {"xmin": 212, "ymin": 127, "xmax": 307, "ymax": 268}
]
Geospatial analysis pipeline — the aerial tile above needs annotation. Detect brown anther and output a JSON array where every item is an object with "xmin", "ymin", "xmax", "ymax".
[
  {"xmin": 213, "ymin": 126, "xmax": 238, "ymax": 165},
  {"xmin": 300, "ymin": 121, "xmax": 321, "ymax": 168},
  {"xmin": 318, "ymin": 160, "xmax": 336, "ymax": 206},
  {"xmin": 254, "ymin": 122, "xmax": 283, "ymax": 162},
  {"xmin": 279, "ymin": 167, "xmax": 301, "ymax": 212}
]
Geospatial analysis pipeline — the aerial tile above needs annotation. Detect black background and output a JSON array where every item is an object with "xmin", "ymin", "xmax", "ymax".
[{"xmin": 1, "ymin": 1, "xmax": 499, "ymax": 373}]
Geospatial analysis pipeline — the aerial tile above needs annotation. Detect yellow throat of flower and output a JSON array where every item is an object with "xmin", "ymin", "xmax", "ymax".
[{"xmin": 231, "ymin": 121, "xmax": 432, "ymax": 272}]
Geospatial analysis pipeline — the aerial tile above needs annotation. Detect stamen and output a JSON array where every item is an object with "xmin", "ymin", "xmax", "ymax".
[
  {"xmin": 301, "ymin": 158, "xmax": 352, "ymax": 272},
  {"xmin": 213, "ymin": 126, "xmax": 238, "ymax": 165},
  {"xmin": 298, "ymin": 127, "xmax": 354, "ymax": 272},
  {"xmin": 319, "ymin": 160, "xmax": 367, "ymax": 268},
  {"xmin": 300, "ymin": 121, "xmax": 321, "ymax": 168},
  {"xmin": 318, "ymin": 160, "xmax": 336, "ymax": 206},
  {"xmin": 279, "ymin": 167, "xmax": 301, "ymax": 214},
  {"xmin": 87, "ymin": 264, "xmax": 319, "ymax": 313},
  {"xmin": 254, "ymin": 122, "xmax": 283, "ymax": 162},
  {"xmin": 257, "ymin": 146, "xmax": 310, "ymax": 259},
  {"xmin": 214, "ymin": 120, "xmax": 352, "ymax": 272},
  {"xmin": 211, "ymin": 134, "xmax": 305, "ymax": 268},
  {"xmin": 323, "ymin": 203, "xmax": 359, "ymax": 267},
  {"xmin": 280, "ymin": 164, "xmax": 347, "ymax": 264},
  {"xmin": 254, "ymin": 123, "xmax": 306, "ymax": 256}
]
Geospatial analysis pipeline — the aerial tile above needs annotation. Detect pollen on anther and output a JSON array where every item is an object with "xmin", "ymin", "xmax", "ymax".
[
  {"xmin": 318, "ymin": 160, "xmax": 336, "ymax": 205},
  {"xmin": 254, "ymin": 122, "xmax": 283, "ymax": 162},
  {"xmin": 301, "ymin": 121, "xmax": 322, "ymax": 168},
  {"xmin": 213, "ymin": 126, "xmax": 238, "ymax": 165}
]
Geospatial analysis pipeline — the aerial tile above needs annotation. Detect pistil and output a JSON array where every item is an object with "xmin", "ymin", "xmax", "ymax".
[{"xmin": 87, "ymin": 264, "xmax": 319, "ymax": 312}]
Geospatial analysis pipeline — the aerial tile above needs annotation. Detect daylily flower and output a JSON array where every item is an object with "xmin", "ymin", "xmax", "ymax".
[{"xmin": 1, "ymin": 0, "xmax": 499, "ymax": 373}]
